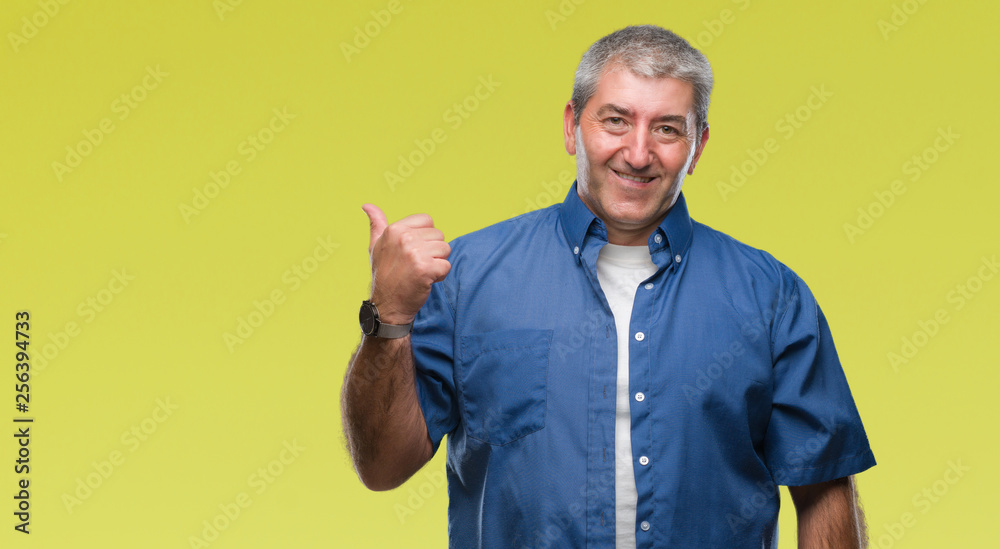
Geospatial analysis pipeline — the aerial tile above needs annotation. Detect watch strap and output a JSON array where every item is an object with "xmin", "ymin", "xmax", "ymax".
[{"xmin": 376, "ymin": 321, "xmax": 413, "ymax": 339}]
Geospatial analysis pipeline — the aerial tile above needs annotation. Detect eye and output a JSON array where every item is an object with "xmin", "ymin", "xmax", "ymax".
[
  {"xmin": 608, "ymin": 117, "xmax": 624, "ymax": 125},
  {"xmin": 658, "ymin": 125, "xmax": 676, "ymax": 135}
]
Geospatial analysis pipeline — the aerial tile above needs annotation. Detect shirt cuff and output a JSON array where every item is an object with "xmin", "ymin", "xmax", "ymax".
[{"xmin": 772, "ymin": 449, "xmax": 877, "ymax": 486}]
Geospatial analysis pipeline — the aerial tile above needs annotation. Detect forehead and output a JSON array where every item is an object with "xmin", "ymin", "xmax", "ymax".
[{"xmin": 588, "ymin": 67, "xmax": 695, "ymax": 119}]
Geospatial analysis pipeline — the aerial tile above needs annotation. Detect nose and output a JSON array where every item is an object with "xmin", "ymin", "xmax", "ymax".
[{"xmin": 621, "ymin": 128, "xmax": 652, "ymax": 172}]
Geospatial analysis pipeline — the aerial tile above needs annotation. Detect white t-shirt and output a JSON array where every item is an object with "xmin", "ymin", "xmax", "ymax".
[{"xmin": 595, "ymin": 243, "xmax": 658, "ymax": 549}]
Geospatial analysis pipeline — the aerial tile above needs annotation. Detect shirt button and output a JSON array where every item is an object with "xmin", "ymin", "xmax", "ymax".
[
  {"xmin": 644, "ymin": 283, "xmax": 653, "ymax": 290},
  {"xmin": 634, "ymin": 332, "xmax": 645, "ymax": 341},
  {"xmin": 573, "ymin": 246, "xmax": 580, "ymax": 255},
  {"xmin": 639, "ymin": 456, "xmax": 649, "ymax": 466},
  {"xmin": 674, "ymin": 254, "xmax": 682, "ymax": 263},
  {"xmin": 653, "ymin": 234, "xmax": 663, "ymax": 244},
  {"xmin": 640, "ymin": 521, "xmax": 650, "ymax": 531},
  {"xmin": 635, "ymin": 392, "xmax": 645, "ymax": 402}
]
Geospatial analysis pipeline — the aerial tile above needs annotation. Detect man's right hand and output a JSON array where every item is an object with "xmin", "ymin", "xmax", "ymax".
[{"xmin": 362, "ymin": 203, "xmax": 451, "ymax": 326}]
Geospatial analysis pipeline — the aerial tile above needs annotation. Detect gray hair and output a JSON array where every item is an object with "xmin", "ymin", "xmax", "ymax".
[{"xmin": 571, "ymin": 25, "xmax": 714, "ymax": 140}]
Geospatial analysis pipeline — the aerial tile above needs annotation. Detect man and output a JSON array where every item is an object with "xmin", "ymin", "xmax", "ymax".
[{"xmin": 342, "ymin": 25, "xmax": 875, "ymax": 548}]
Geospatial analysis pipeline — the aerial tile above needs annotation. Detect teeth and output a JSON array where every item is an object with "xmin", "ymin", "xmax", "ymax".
[{"xmin": 615, "ymin": 170, "xmax": 652, "ymax": 183}]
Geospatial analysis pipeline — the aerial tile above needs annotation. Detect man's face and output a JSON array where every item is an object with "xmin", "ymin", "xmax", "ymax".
[{"xmin": 563, "ymin": 67, "xmax": 709, "ymax": 245}]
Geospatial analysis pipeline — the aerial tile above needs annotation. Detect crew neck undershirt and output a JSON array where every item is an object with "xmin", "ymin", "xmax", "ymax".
[{"xmin": 595, "ymin": 242, "xmax": 658, "ymax": 549}]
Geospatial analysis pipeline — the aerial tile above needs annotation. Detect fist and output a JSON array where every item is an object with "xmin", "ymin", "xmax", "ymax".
[{"xmin": 363, "ymin": 203, "xmax": 451, "ymax": 326}]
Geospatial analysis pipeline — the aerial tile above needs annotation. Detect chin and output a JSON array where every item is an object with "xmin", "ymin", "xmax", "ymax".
[{"xmin": 606, "ymin": 205, "xmax": 654, "ymax": 225}]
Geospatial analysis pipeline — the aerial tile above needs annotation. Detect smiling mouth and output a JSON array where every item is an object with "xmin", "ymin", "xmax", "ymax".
[{"xmin": 613, "ymin": 169, "xmax": 655, "ymax": 184}]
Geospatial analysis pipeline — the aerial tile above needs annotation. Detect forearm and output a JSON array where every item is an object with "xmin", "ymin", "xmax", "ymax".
[
  {"xmin": 793, "ymin": 476, "xmax": 867, "ymax": 549},
  {"xmin": 341, "ymin": 335, "xmax": 433, "ymax": 491}
]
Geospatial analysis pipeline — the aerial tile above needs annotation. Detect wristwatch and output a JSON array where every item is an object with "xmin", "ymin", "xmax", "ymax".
[{"xmin": 359, "ymin": 300, "xmax": 413, "ymax": 339}]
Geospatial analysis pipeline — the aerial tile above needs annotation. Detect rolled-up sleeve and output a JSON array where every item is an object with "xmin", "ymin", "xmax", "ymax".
[
  {"xmin": 411, "ymin": 271, "xmax": 459, "ymax": 454},
  {"xmin": 763, "ymin": 270, "xmax": 876, "ymax": 486}
]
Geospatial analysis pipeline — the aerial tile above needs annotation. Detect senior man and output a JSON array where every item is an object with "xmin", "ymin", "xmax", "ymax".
[{"xmin": 342, "ymin": 25, "xmax": 875, "ymax": 548}]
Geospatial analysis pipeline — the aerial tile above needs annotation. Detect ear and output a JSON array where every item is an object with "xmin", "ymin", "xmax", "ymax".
[
  {"xmin": 563, "ymin": 101, "xmax": 577, "ymax": 156},
  {"xmin": 687, "ymin": 125, "xmax": 710, "ymax": 175}
]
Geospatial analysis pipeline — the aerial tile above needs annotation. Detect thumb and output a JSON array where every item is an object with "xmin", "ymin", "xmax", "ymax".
[{"xmin": 362, "ymin": 203, "xmax": 388, "ymax": 253}]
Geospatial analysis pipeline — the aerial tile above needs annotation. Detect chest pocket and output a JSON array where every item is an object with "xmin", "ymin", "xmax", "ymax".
[{"xmin": 457, "ymin": 329, "xmax": 550, "ymax": 446}]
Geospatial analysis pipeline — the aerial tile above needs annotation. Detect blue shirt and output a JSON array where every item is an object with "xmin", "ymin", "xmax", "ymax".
[{"xmin": 411, "ymin": 183, "xmax": 875, "ymax": 548}]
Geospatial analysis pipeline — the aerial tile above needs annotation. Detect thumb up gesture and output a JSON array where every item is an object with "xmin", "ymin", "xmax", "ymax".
[{"xmin": 362, "ymin": 204, "xmax": 452, "ymax": 326}]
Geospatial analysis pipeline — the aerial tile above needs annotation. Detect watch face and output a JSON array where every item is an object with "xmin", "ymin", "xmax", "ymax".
[{"xmin": 359, "ymin": 303, "xmax": 377, "ymax": 335}]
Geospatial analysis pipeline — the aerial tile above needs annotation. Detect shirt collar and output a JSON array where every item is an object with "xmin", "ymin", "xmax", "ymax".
[{"xmin": 558, "ymin": 181, "xmax": 693, "ymax": 261}]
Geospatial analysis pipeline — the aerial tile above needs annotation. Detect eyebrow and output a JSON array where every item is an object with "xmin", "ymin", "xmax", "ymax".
[{"xmin": 595, "ymin": 103, "xmax": 688, "ymax": 129}]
